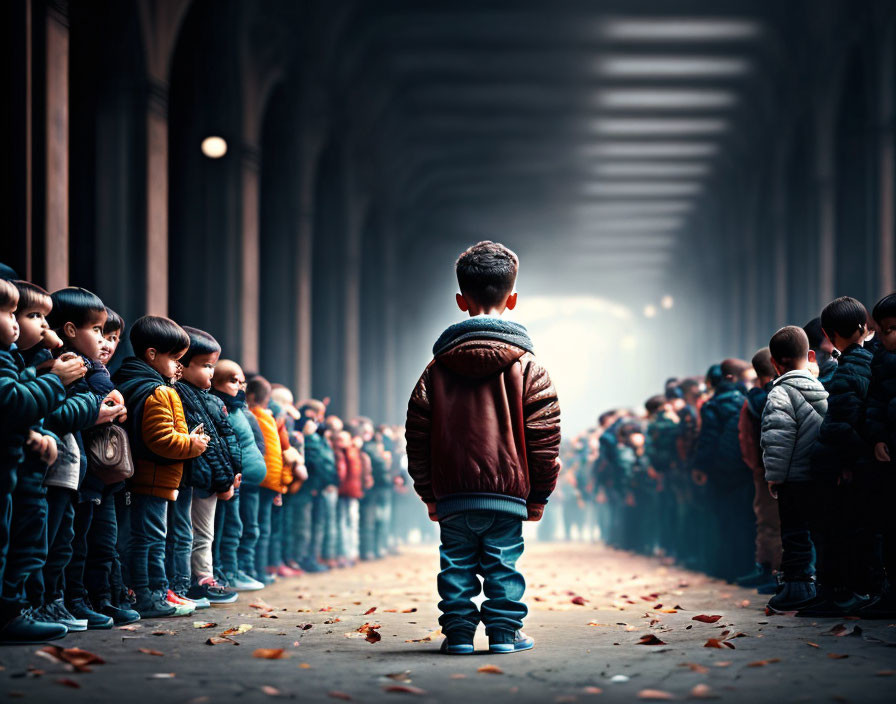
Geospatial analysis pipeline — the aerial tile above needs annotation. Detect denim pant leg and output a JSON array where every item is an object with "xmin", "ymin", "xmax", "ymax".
[
  {"xmin": 322, "ymin": 490, "xmax": 338, "ymax": 561},
  {"xmin": 477, "ymin": 513, "xmax": 527, "ymax": 634},
  {"xmin": 437, "ymin": 514, "xmax": 483, "ymax": 637},
  {"xmin": 217, "ymin": 493, "xmax": 242, "ymax": 575},
  {"xmin": 255, "ymin": 488, "xmax": 275, "ymax": 577},
  {"xmin": 85, "ymin": 496, "xmax": 118, "ymax": 606},
  {"xmin": 269, "ymin": 502, "xmax": 284, "ymax": 568},
  {"xmin": 374, "ymin": 489, "xmax": 392, "ymax": 556},
  {"xmin": 280, "ymin": 493, "xmax": 297, "ymax": 564},
  {"xmin": 3, "ymin": 473, "xmax": 47, "ymax": 615},
  {"xmin": 64, "ymin": 499, "xmax": 96, "ymax": 602},
  {"xmin": 237, "ymin": 487, "xmax": 260, "ymax": 576},
  {"xmin": 115, "ymin": 490, "xmax": 131, "ymax": 596},
  {"xmin": 359, "ymin": 494, "xmax": 376, "ymax": 559},
  {"xmin": 129, "ymin": 494, "xmax": 169, "ymax": 599},
  {"xmin": 42, "ymin": 487, "xmax": 76, "ymax": 603},
  {"xmin": 165, "ymin": 487, "xmax": 192, "ymax": 589},
  {"xmin": 190, "ymin": 494, "xmax": 217, "ymax": 582},
  {"xmin": 295, "ymin": 494, "xmax": 313, "ymax": 563}
]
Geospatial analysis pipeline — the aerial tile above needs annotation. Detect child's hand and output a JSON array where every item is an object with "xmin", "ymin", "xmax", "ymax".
[
  {"xmin": 217, "ymin": 485, "xmax": 235, "ymax": 501},
  {"xmin": 768, "ymin": 481, "xmax": 779, "ymax": 499},
  {"xmin": 426, "ymin": 502, "xmax": 438, "ymax": 522},
  {"xmin": 273, "ymin": 493, "xmax": 283, "ymax": 506},
  {"xmin": 95, "ymin": 401, "xmax": 125, "ymax": 426},
  {"xmin": 874, "ymin": 442, "xmax": 891, "ymax": 463},
  {"xmin": 190, "ymin": 430, "xmax": 210, "ymax": 454},
  {"xmin": 526, "ymin": 503, "xmax": 545, "ymax": 522},
  {"xmin": 48, "ymin": 355, "xmax": 87, "ymax": 386},
  {"xmin": 233, "ymin": 473, "xmax": 242, "ymax": 489},
  {"xmin": 41, "ymin": 434, "xmax": 58, "ymax": 466}
]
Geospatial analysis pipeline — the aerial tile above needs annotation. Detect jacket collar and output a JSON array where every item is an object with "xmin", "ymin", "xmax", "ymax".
[{"xmin": 432, "ymin": 317, "xmax": 534, "ymax": 356}]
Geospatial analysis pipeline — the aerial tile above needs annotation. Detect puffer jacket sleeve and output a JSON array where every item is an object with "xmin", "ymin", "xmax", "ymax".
[
  {"xmin": 405, "ymin": 364, "xmax": 435, "ymax": 504},
  {"xmin": 522, "ymin": 355, "xmax": 561, "ymax": 505},
  {"xmin": 142, "ymin": 386, "xmax": 202, "ymax": 461},
  {"xmin": 0, "ymin": 359, "xmax": 66, "ymax": 428},
  {"xmin": 761, "ymin": 385, "xmax": 797, "ymax": 484},
  {"xmin": 44, "ymin": 390, "xmax": 100, "ymax": 436},
  {"xmin": 279, "ymin": 422, "xmax": 294, "ymax": 488},
  {"xmin": 693, "ymin": 402, "xmax": 720, "ymax": 474}
]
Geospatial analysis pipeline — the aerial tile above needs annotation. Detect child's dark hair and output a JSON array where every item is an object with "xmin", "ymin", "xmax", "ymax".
[
  {"xmin": 820, "ymin": 296, "xmax": 868, "ymax": 340},
  {"xmin": 802, "ymin": 317, "xmax": 825, "ymax": 351},
  {"xmin": 246, "ymin": 375, "xmax": 272, "ymax": 403},
  {"xmin": 769, "ymin": 326, "xmax": 809, "ymax": 366},
  {"xmin": 645, "ymin": 395, "xmax": 667, "ymax": 415},
  {"xmin": 455, "ymin": 240, "xmax": 519, "ymax": 308},
  {"xmin": 705, "ymin": 364, "xmax": 722, "ymax": 388},
  {"xmin": 47, "ymin": 286, "xmax": 105, "ymax": 330},
  {"xmin": 720, "ymin": 358, "xmax": 747, "ymax": 379},
  {"xmin": 12, "ymin": 281, "xmax": 51, "ymax": 313},
  {"xmin": 871, "ymin": 293, "xmax": 896, "ymax": 325},
  {"xmin": 0, "ymin": 262, "xmax": 19, "ymax": 281},
  {"xmin": 180, "ymin": 326, "xmax": 221, "ymax": 367},
  {"xmin": 103, "ymin": 307, "xmax": 125, "ymax": 335},
  {"xmin": 129, "ymin": 315, "xmax": 190, "ymax": 359},
  {"xmin": 751, "ymin": 347, "xmax": 776, "ymax": 379},
  {"xmin": 679, "ymin": 378, "xmax": 701, "ymax": 398},
  {"xmin": 0, "ymin": 279, "xmax": 20, "ymax": 310}
]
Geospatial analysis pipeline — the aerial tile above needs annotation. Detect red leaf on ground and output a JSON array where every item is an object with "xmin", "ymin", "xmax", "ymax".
[
  {"xmin": 747, "ymin": 658, "xmax": 781, "ymax": 667},
  {"xmin": 138, "ymin": 648, "xmax": 164, "ymax": 656},
  {"xmin": 827, "ymin": 653, "xmax": 849, "ymax": 659},
  {"xmin": 703, "ymin": 638, "xmax": 734, "ymax": 649},
  {"xmin": 571, "ymin": 596, "xmax": 587, "ymax": 605},
  {"xmin": 825, "ymin": 623, "xmax": 848, "ymax": 636},
  {"xmin": 382, "ymin": 685, "xmax": 427, "ymax": 695},
  {"xmin": 876, "ymin": 670, "xmax": 895, "ymax": 676},
  {"xmin": 262, "ymin": 685, "xmax": 282, "ymax": 696},
  {"xmin": 253, "ymin": 648, "xmax": 286, "ymax": 659},
  {"xmin": 55, "ymin": 678, "xmax": 81, "ymax": 688},
  {"xmin": 249, "ymin": 599, "xmax": 274, "ymax": 613},
  {"xmin": 680, "ymin": 663, "xmax": 709, "ymax": 674},
  {"xmin": 401, "ymin": 608, "xmax": 418, "ymax": 613},
  {"xmin": 692, "ymin": 615, "xmax": 722, "ymax": 624},
  {"xmin": 364, "ymin": 607, "xmax": 377, "ymax": 615},
  {"xmin": 205, "ymin": 637, "xmax": 237, "ymax": 645},
  {"xmin": 690, "ymin": 684, "xmax": 715, "ymax": 699},
  {"xmin": 637, "ymin": 634, "xmax": 667, "ymax": 646},
  {"xmin": 193, "ymin": 622, "xmax": 217, "ymax": 629},
  {"xmin": 40, "ymin": 646, "xmax": 106, "ymax": 672},
  {"xmin": 477, "ymin": 664, "xmax": 504, "ymax": 674},
  {"xmin": 806, "ymin": 642, "xmax": 820, "ymax": 648},
  {"xmin": 637, "ymin": 689, "xmax": 674, "ymax": 700}
]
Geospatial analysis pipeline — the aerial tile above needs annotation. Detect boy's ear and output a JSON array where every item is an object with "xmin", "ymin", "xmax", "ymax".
[
  {"xmin": 505, "ymin": 292, "xmax": 518, "ymax": 311},
  {"xmin": 63, "ymin": 321, "xmax": 77, "ymax": 340},
  {"xmin": 146, "ymin": 347, "xmax": 157, "ymax": 361},
  {"xmin": 456, "ymin": 293, "xmax": 469, "ymax": 313},
  {"xmin": 808, "ymin": 349, "xmax": 817, "ymax": 364}
]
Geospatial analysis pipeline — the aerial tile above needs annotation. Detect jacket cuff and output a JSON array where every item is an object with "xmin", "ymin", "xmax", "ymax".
[{"xmin": 527, "ymin": 492, "xmax": 550, "ymax": 505}]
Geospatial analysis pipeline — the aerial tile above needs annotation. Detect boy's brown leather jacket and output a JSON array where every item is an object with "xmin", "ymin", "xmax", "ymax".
[{"xmin": 405, "ymin": 318, "xmax": 561, "ymax": 520}]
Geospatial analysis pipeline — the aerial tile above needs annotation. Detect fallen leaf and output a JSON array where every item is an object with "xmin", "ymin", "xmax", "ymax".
[
  {"xmin": 118, "ymin": 625, "xmax": 140, "ymax": 631},
  {"xmin": 260, "ymin": 613, "xmax": 278, "ymax": 619},
  {"xmin": 364, "ymin": 607, "xmax": 377, "ymax": 615},
  {"xmin": 827, "ymin": 653, "xmax": 849, "ymax": 659},
  {"xmin": 401, "ymin": 608, "xmax": 418, "ymax": 613},
  {"xmin": 477, "ymin": 664, "xmax": 504, "ymax": 674},
  {"xmin": 220, "ymin": 624, "xmax": 253, "ymax": 636},
  {"xmin": 39, "ymin": 646, "xmax": 106, "ymax": 673},
  {"xmin": 297, "ymin": 623, "xmax": 313, "ymax": 630},
  {"xmin": 714, "ymin": 662, "xmax": 731, "ymax": 668},
  {"xmin": 253, "ymin": 648, "xmax": 286, "ymax": 660},
  {"xmin": 148, "ymin": 673, "xmax": 176, "ymax": 679},
  {"xmin": 680, "ymin": 663, "xmax": 709, "ymax": 674},
  {"xmin": 55, "ymin": 678, "xmax": 81, "ymax": 689},
  {"xmin": 357, "ymin": 623, "xmax": 382, "ymax": 643},
  {"xmin": 382, "ymin": 685, "xmax": 427, "ymax": 695},
  {"xmin": 405, "ymin": 629, "xmax": 441, "ymax": 643},
  {"xmin": 692, "ymin": 615, "xmax": 722, "ymax": 624},
  {"xmin": 138, "ymin": 648, "xmax": 164, "ymax": 656},
  {"xmin": 262, "ymin": 685, "xmax": 282, "ymax": 697},
  {"xmin": 689, "ymin": 683, "xmax": 716, "ymax": 699},
  {"xmin": 249, "ymin": 600, "xmax": 274, "ymax": 613},
  {"xmin": 584, "ymin": 686, "xmax": 603, "ymax": 694},
  {"xmin": 205, "ymin": 637, "xmax": 237, "ymax": 646},
  {"xmin": 806, "ymin": 642, "xmax": 820, "ymax": 648},
  {"xmin": 637, "ymin": 634, "xmax": 667, "ymax": 646},
  {"xmin": 637, "ymin": 689, "xmax": 674, "ymax": 700},
  {"xmin": 659, "ymin": 609, "xmax": 678, "ymax": 614},
  {"xmin": 572, "ymin": 596, "xmax": 587, "ymax": 606},
  {"xmin": 299, "ymin": 663, "xmax": 312, "ymax": 669},
  {"xmin": 328, "ymin": 692, "xmax": 352, "ymax": 700},
  {"xmin": 747, "ymin": 658, "xmax": 780, "ymax": 667},
  {"xmin": 875, "ymin": 670, "xmax": 895, "ymax": 676},
  {"xmin": 826, "ymin": 624, "xmax": 848, "ymax": 636},
  {"xmin": 193, "ymin": 622, "xmax": 217, "ymax": 629},
  {"xmin": 703, "ymin": 638, "xmax": 734, "ymax": 649}
]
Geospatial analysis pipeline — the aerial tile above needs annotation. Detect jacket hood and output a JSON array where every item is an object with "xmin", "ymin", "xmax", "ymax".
[
  {"xmin": 437, "ymin": 339, "xmax": 526, "ymax": 379},
  {"xmin": 112, "ymin": 356, "xmax": 166, "ymax": 406},
  {"xmin": 745, "ymin": 382, "xmax": 772, "ymax": 418},
  {"xmin": 774, "ymin": 369, "xmax": 828, "ymax": 410},
  {"xmin": 432, "ymin": 316, "xmax": 533, "ymax": 356}
]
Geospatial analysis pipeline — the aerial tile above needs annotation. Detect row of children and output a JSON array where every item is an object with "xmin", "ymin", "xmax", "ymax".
[
  {"xmin": 0, "ymin": 264, "xmax": 409, "ymax": 645},
  {"xmin": 559, "ymin": 292, "xmax": 896, "ymax": 619}
]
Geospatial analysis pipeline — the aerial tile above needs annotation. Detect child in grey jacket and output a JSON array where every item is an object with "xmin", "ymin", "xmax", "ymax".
[{"xmin": 761, "ymin": 326, "xmax": 828, "ymax": 613}]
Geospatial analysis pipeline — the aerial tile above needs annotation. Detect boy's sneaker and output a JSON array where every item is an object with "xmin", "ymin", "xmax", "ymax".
[
  {"xmin": 794, "ymin": 586, "xmax": 868, "ymax": 617},
  {"xmin": 275, "ymin": 565, "xmax": 302, "ymax": 578},
  {"xmin": 187, "ymin": 577, "xmax": 239, "ymax": 605},
  {"xmin": 440, "ymin": 631, "xmax": 474, "ymax": 655},
  {"xmin": 488, "ymin": 630, "xmax": 535, "ymax": 654},
  {"xmin": 98, "ymin": 601, "xmax": 141, "ymax": 626},
  {"xmin": 133, "ymin": 591, "xmax": 177, "ymax": 619},
  {"xmin": 768, "ymin": 579, "xmax": 816, "ymax": 613},
  {"xmin": 737, "ymin": 563, "xmax": 774, "ymax": 588},
  {"xmin": 224, "ymin": 570, "xmax": 265, "ymax": 591},
  {"xmin": 66, "ymin": 598, "xmax": 114, "ymax": 630},
  {"xmin": 0, "ymin": 608, "xmax": 68, "ymax": 644},
  {"xmin": 165, "ymin": 590, "xmax": 199, "ymax": 615},
  {"xmin": 43, "ymin": 598, "xmax": 88, "ymax": 631}
]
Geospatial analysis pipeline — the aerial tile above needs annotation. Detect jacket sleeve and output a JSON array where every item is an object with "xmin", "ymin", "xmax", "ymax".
[
  {"xmin": 693, "ymin": 403, "xmax": 720, "ymax": 473},
  {"xmin": 522, "ymin": 356, "xmax": 561, "ymax": 505},
  {"xmin": 247, "ymin": 411, "xmax": 266, "ymax": 455},
  {"xmin": 761, "ymin": 386, "xmax": 797, "ymax": 484},
  {"xmin": 44, "ymin": 390, "xmax": 101, "ymax": 437},
  {"xmin": 738, "ymin": 401, "xmax": 762, "ymax": 473},
  {"xmin": 405, "ymin": 364, "xmax": 435, "ymax": 504},
  {"xmin": 812, "ymin": 353, "xmax": 871, "ymax": 471},
  {"xmin": 865, "ymin": 367, "xmax": 888, "ymax": 446},
  {"xmin": 142, "ymin": 387, "xmax": 203, "ymax": 461},
  {"xmin": 0, "ymin": 363, "xmax": 66, "ymax": 429}
]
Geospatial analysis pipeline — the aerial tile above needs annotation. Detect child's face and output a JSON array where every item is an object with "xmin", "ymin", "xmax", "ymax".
[
  {"xmin": 98, "ymin": 328, "xmax": 121, "ymax": 365},
  {"xmin": 15, "ymin": 304, "xmax": 51, "ymax": 351},
  {"xmin": 145, "ymin": 347, "xmax": 186, "ymax": 381},
  {"xmin": 214, "ymin": 367, "xmax": 246, "ymax": 397},
  {"xmin": 878, "ymin": 316, "xmax": 896, "ymax": 352},
  {"xmin": 181, "ymin": 351, "xmax": 219, "ymax": 390},
  {"xmin": 0, "ymin": 303, "xmax": 19, "ymax": 347},
  {"xmin": 63, "ymin": 309, "xmax": 108, "ymax": 361}
]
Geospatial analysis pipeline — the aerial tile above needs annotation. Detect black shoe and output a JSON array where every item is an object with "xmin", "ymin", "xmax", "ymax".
[
  {"xmin": 67, "ymin": 598, "xmax": 114, "ymax": 630},
  {"xmin": 134, "ymin": 591, "xmax": 176, "ymax": 619},
  {"xmin": 737, "ymin": 563, "xmax": 774, "ymax": 588},
  {"xmin": 186, "ymin": 579, "xmax": 238, "ymax": 605},
  {"xmin": 99, "ymin": 601, "xmax": 141, "ymax": 626},
  {"xmin": 795, "ymin": 586, "xmax": 864, "ymax": 618},
  {"xmin": 43, "ymin": 598, "xmax": 88, "ymax": 631},
  {"xmin": 440, "ymin": 631, "xmax": 474, "ymax": 655},
  {"xmin": 768, "ymin": 580, "xmax": 816, "ymax": 613},
  {"xmin": 0, "ymin": 609, "xmax": 68, "ymax": 645}
]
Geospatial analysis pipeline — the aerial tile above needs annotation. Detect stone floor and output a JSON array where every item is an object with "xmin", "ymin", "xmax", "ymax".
[{"xmin": 1, "ymin": 542, "xmax": 895, "ymax": 703}]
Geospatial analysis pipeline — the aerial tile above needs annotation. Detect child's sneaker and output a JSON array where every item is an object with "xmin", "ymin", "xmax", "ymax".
[
  {"xmin": 165, "ymin": 590, "xmax": 197, "ymax": 616},
  {"xmin": 187, "ymin": 577, "xmax": 239, "ymax": 605},
  {"xmin": 98, "ymin": 601, "xmax": 141, "ymax": 626},
  {"xmin": 224, "ymin": 570, "xmax": 265, "ymax": 591},
  {"xmin": 767, "ymin": 579, "xmax": 816, "ymax": 613},
  {"xmin": 488, "ymin": 630, "xmax": 535, "ymax": 654},
  {"xmin": 134, "ymin": 591, "xmax": 177, "ymax": 619},
  {"xmin": 66, "ymin": 597, "xmax": 114, "ymax": 630},
  {"xmin": 439, "ymin": 631, "xmax": 474, "ymax": 655},
  {"xmin": 42, "ymin": 598, "xmax": 88, "ymax": 631},
  {"xmin": 0, "ymin": 608, "xmax": 68, "ymax": 644}
]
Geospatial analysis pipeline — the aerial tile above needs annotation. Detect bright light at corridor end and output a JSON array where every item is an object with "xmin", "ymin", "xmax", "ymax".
[
  {"xmin": 643, "ymin": 304, "xmax": 658, "ymax": 318},
  {"xmin": 201, "ymin": 136, "xmax": 228, "ymax": 159},
  {"xmin": 661, "ymin": 295, "xmax": 674, "ymax": 309}
]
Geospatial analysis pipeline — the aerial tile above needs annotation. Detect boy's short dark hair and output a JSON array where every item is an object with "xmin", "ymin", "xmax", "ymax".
[
  {"xmin": 47, "ymin": 286, "xmax": 105, "ymax": 330},
  {"xmin": 455, "ymin": 240, "xmax": 519, "ymax": 308},
  {"xmin": 0, "ymin": 279, "xmax": 19, "ymax": 310},
  {"xmin": 769, "ymin": 326, "xmax": 809, "ymax": 366},
  {"xmin": 129, "ymin": 315, "xmax": 190, "ymax": 359},
  {"xmin": 12, "ymin": 281, "xmax": 51, "ymax": 314},
  {"xmin": 103, "ymin": 307, "xmax": 125, "ymax": 335},
  {"xmin": 820, "ymin": 296, "xmax": 868, "ymax": 340},
  {"xmin": 679, "ymin": 378, "xmax": 700, "ymax": 397},
  {"xmin": 180, "ymin": 326, "xmax": 221, "ymax": 367},
  {"xmin": 803, "ymin": 317, "xmax": 825, "ymax": 351},
  {"xmin": 871, "ymin": 293, "xmax": 896, "ymax": 324},
  {"xmin": 751, "ymin": 347, "xmax": 776, "ymax": 379},
  {"xmin": 720, "ymin": 358, "xmax": 747, "ymax": 379},
  {"xmin": 705, "ymin": 364, "xmax": 722, "ymax": 388},
  {"xmin": 0, "ymin": 263, "xmax": 19, "ymax": 281},
  {"xmin": 645, "ymin": 395, "xmax": 667, "ymax": 415},
  {"xmin": 246, "ymin": 375, "xmax": 272, "ymax": 403}
]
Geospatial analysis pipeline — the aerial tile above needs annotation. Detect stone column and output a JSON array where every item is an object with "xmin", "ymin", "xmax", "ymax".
[
  {"xmin": 45, "ymin": 0, "xmax": 69, "ymax": 290},
  {"xmin": 241, "ymin": 145, "xmax": 261, "ymax": 371},
  {"xmin": 295, "ymin": 130, "xmax": 322, "ymax": 401},
  {"xmin": 146, "ymin": 78, "xmax": 168, "ymax": 315},
  {"xmin": 879, "ymin": 34, "xmax": 896, "ymax": 295},
  {"xmin": 342, "ymin": 189, "xmax": 365, "ymax": 420},
  {"xmin": 816, "ymin": 108, "xmax": 836, "ymax": 304}
]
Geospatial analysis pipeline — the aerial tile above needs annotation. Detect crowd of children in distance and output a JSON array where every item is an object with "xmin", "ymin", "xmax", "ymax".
[
  {"xmin": 559, "ymin": 292, "xmax": 896, "ymax": 619},
  {"xmin": 0, "ymin": 263, "xmax": 418, "ymax": 644}
]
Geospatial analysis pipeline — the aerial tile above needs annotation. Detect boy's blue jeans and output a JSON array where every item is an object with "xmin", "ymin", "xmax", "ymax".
[
  {"xmin": 214, "ymin": 492, "xmax": 242, "ymax": 575},
  {"xmin": 437, "ymin": 510, "xmax": 528, "ymax": 638},
  {"xmin": 165, "ymin": 486, "xmax": 193, "ymax": 590},
  {"xmin": 254, "ymin": 488, "xmax": 277, "ymax": 577},
  {"xmin": 237, "ymin": 486, "xmax": 260, "ymax": 576},
  {"xmin": 128, "ymin": 493, "xmax": 169, "ymax": 600}
]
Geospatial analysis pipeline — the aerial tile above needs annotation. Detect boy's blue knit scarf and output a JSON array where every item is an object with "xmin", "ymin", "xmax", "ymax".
[{"xmin": 432, "ymin": 317, "xmax": 534, "ymax": 356}]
